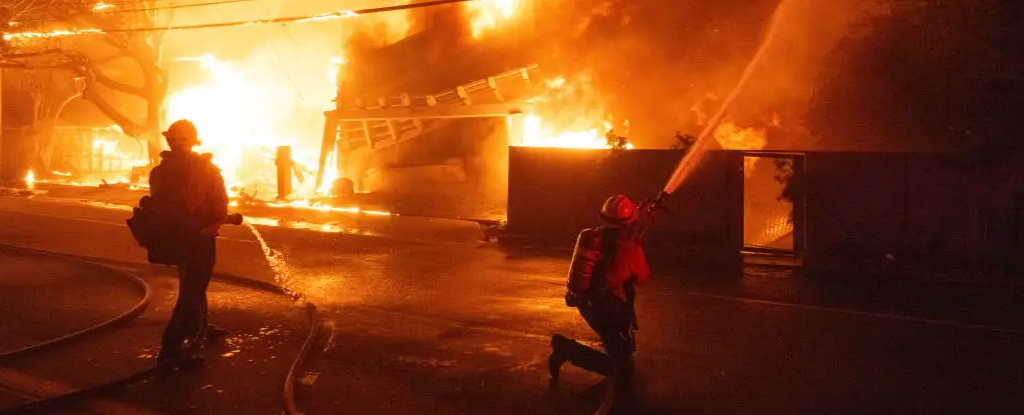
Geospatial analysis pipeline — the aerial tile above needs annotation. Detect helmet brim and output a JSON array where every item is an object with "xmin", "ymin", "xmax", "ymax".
[{"xmin": 600, "ymin": 212, "xmax": 637, "ymax": 225}]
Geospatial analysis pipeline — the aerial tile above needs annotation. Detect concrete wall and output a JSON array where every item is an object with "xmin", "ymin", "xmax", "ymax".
[
  {"xmin": 507, "ymin": 148, "xmax": 743, "ymax": 261},
  {"xmin": 509, "ymin": 149, "xmax": 1024, "ymax": 274},
  {"xmin": 803, "ymin": 152, "xmax": 1024, "ymax": 272}
]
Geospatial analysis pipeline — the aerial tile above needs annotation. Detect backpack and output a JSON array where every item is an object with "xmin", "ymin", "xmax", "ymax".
[{"xmin": 126, "ymin": 195, "xmax": 185, "ymax": 266}]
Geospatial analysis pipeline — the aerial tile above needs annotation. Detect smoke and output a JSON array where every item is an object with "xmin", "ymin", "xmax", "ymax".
[{"xmin": 527, "ymin": 0, "xmax": 883, "ymax": 149}]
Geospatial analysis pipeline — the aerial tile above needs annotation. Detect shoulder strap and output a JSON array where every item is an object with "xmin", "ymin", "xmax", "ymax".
[{"xmin": 591, "ymin": 226, "xmax": 621, "ymax": 289}]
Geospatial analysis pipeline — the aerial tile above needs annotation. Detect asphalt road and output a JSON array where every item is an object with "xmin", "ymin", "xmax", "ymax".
[{"xmin": 2, "ymin": 194, "xmax": 1023, "ymax": 414}]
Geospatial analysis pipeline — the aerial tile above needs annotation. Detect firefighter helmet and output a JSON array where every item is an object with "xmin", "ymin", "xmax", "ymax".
[
  {"xmin": 162, "ymin": 119, "xmax": 198, "ymax": 141},
  {"xmin": 600, "ymin": 194, "xmax": 637, "ymax": 224}
]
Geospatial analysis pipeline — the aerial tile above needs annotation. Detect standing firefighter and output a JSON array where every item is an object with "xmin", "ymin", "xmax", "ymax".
[
  {"xmin": 549, "ymin": 195, "xmax": 653, "ymax": 398},
  {"xmin": 134, "ymin": 119, "xmax": 231, "ymax": 367}
]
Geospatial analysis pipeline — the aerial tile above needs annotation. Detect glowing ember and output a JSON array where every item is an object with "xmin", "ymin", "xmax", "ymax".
[
  {"xmin": 264, "ymin": 199, "xmax": 391, "ymax": 216},
  {"xmin": 3, "ymin": 29, "xmax": 105, "ymax": 42},
  {"xmin": 93, "ymin": 2, "xmax": 114, "ymax": 12},
  {"xmin": 466, "ymin": 0, "xmax": 519, "ymax": 38},
  {"xmin": 24, "ymin": 170, "xmax": 36, "ymax": 186}
]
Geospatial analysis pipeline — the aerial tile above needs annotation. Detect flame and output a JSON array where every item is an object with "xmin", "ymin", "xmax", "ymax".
[
  {"xmin": 3, "ymin": 29, "xmax": 105, "ymax": 42},
  {"xmin": 516, "ymin": 115, "xmax": 630, "ymax": 149},
  {"xmin": 510, "ymin": 75, "xmax": 633, "ymax": 150},
  {"xmin": 714, "ymin": 122, "xmax": 768, "ymax": 175},
  {"xmin": 93, "ymin": 2, "xmax": 114, "ymax": 12},
  {"xmin": 93, "ymin": 138, "xmax": 118, "ymax": 156},
  {"xmin": 25, "ymin": 170, "xmax": 36, "ymax": 185},
  {"xmin": 465, "ymin": 0, "xmax": 519, "ymax": 38},
  {"xmin": 265, "ymin": 199, "xmax": 391, "ymax": 216},
  {"xmin": 166, "ymin": 54, "xmax": 323, "ymax": 196}
]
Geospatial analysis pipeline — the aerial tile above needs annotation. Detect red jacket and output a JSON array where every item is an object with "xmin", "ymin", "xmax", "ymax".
[{"xmin": 569, "ymin": 226, "xmax": 651, "ymax": 301}]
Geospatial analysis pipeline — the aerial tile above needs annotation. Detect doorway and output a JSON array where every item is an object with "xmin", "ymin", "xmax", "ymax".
[{"xmin": 741, "ymin": 152, "xmax": 805, "ymax": 255}]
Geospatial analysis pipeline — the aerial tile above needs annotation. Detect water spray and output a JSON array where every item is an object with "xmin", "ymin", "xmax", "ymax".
[
  {"xmin": 661, "ymin": 0, "xmax": 794, "ymax": 195},
  {"xmin": 241, "ymin": 220, "xmax": 303, "ymax": 301}
]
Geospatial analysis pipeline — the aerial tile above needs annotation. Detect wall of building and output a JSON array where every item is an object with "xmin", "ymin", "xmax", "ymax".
[
  {"xmin": 508, "ymin": 149, "xmax": 1024, "ymax": 274},
  {"xmin": 803, "ymin": 152, "xmax": 1024, "ymax": 272},
  {"xmin": 507, "ymin": 148, "xmax": 744, "ymax": 262}
]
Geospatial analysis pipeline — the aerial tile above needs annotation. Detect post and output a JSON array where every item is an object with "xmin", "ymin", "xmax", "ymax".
[
  {"xmin": 1, "ymin": 9, "xmax": 8, "ymax": 184},
  {"xmin": 275, "ymin": 146, "xmax": 293, "ymax": 201},
  {"xmin": 315, "ymin": 115, "xmax": 339, "ymax": 192},
  {"xmin": 0, "ymin": 67, "xmax": 4, "ymax": 183}
]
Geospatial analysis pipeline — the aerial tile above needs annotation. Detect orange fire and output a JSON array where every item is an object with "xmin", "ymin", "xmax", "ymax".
[
  {"xmin": 510, "ymin": 76, "xmax": 633, "ymax": 150},
  {"xmin": 465, "ymin": 0, "xmax": 520, "ymax": 38},
  {"xmin": 166, "ymin": 54, "xmax": 329, "ymax": 198},
  {"xmin": 714, "ymin": 122, "xmax": 767, "ymax": 174}
]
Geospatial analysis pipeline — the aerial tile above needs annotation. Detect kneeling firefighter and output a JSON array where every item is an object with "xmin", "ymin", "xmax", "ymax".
[
  {"xmin": 127, "ymin": 119, "xmax": 241, "ymax": 368},
  {"xmin": 549, "ymin": 194, "xmax": 653, "ymax": 396}
]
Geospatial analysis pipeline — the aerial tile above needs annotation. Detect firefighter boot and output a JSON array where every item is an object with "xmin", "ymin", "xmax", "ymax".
[
  {"xmin": 551, "ymin": 334, "xmax": 613, "ymax": 377},
  {"xmin": 549, "ymin": 335, "xmax": 568, "ymax": 384}
]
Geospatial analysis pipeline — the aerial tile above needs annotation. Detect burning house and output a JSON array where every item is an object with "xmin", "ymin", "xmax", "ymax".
[{"xmin": 3, "ymin": 0, "xmax": 1019, "ymax": 276}]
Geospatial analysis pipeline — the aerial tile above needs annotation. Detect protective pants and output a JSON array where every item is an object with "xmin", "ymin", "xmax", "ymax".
[
  {"xmin": 160, "ymin": 236, "xmax": 215, "ymax": 356},
  {"xmin": 553, "ymin": 295, "xmax": 636, "ymax": 390}
]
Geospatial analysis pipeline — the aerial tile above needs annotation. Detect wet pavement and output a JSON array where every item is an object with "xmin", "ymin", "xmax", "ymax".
[
  {"xmin": 0, "ymin": 248, "xmax": 145, "ymax": 355},
  {"xmin": 0, "ymin": 247, "xmax": 308, "ymax": 414},
  {"xmin": 2, "ymin": 193, "xmax": 1024, "ymax": 413}
]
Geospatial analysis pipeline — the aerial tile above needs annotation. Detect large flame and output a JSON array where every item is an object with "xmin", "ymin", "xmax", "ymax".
[
  {"xmin": 511, "ymin": 76, "xmax": 633, "ymax": 150},
  {"xmin": 714, "ymin": 122, "xmax": 768, "ymax": 175},
  {"xmin": 166, "ymin": 54, "xmax": 327, "ymax": 197},
  {"xmin": 465, "ymin": 0, "xmax": 520, "ymax": 38}
]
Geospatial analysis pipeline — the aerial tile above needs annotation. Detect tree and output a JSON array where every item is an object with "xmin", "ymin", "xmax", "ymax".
[
  {"xmin": 1, "ymin": 0, "xmax": 171, "ymax": 175},
  {"xmin": 806, "ymin": 0, "xmax": 1024, "ymax": 153}
]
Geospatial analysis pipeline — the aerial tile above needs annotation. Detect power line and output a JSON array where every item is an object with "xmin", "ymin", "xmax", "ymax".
[
  {"xmin": 7, "ymin": 0, "xmax": 475, "ymax": 38},
  {"xmin": 13, "ymin": 0, "xmax": 277, "ymax": 24}
]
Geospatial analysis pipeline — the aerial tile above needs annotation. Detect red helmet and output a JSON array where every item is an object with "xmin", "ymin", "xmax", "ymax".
[{"xmin": 600, "ymin": 194, "xmax": 637, "ymax": 224}]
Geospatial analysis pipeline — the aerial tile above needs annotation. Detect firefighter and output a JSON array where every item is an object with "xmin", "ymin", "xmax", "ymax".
[
  {"xmin": 151, "ymin": 119, "xmax": 229, "ymax": 367},
  {"xmin": 549, "ymin": 195, "xmax": 652, "ymax": 395}
]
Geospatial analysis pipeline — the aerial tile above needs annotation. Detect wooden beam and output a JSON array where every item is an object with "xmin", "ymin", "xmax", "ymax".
[
  {"xmin": 487, "ymin": 77, "xmax": 504, "ymax": 102},
  {"xmin": 361, "ymin": 120, "xmax": 373, "ymax": 149},
  {"xmin": 386, "ymin": 120, "xmax": 398, "ymax": 142},
  {"xmin": 315, "ymin": 116, "xmax": 339, "ymax": 192},
  {"xmin": 328, "ymin": 103, "xmax": 528, "ymax": 121}
]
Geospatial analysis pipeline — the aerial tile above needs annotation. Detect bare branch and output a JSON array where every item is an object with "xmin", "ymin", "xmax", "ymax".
[
  {"xmin": 90, "ymin": 68, "xmax": 148, "ymax": 96},
  {"xmin": 82, "ymin": 81, "xmax": 145, "ymax": 136}
]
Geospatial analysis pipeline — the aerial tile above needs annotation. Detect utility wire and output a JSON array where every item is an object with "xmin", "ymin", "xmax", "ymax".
[
  {"xmin": 15, "ymin": 0, "xmax": 276, "ymax": 23},
  {"xmin": 8, "ymin": 0, "xmax": 474, "ymax": 36}
]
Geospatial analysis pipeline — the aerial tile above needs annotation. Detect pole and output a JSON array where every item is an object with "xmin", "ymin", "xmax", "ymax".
[
  {"xmin": 315, "ymin": 116, "xmax": 338, "ymax": 193},
  {"xmin": 275, "ymin": 146, "xmax": 293, "ymax": 201},
  {"xmin": 0, "ymin": 67, "xmax": 4, "ymax": 184},
  {"xmin": 1, "ymin": 7, "xmax": 8, "ymax": 184}
]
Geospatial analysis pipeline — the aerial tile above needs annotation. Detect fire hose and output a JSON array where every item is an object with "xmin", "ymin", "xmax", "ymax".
[{"xmin": 0, "ymin": 238, "xmax": 319, "ymax": 415}]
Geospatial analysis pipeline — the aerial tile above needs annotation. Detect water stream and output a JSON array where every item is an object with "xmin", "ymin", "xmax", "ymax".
[
  {"xmin": 663, "ymin": 0, "xmax": 794, "ymax": 194},
  {"xmin": 244, "ymin": 222, "xmax": 301, "ymax": 299}
]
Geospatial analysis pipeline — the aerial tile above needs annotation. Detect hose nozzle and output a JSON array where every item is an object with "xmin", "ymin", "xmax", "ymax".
[{"xmin": 650, "ymin": 191, "xmax": 670, "ymax": 210}]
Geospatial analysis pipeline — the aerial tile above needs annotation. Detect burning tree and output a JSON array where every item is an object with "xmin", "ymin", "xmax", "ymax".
[{"xmin": 1, "ymin": 0, "xmax": 170, "ymax": 175}]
